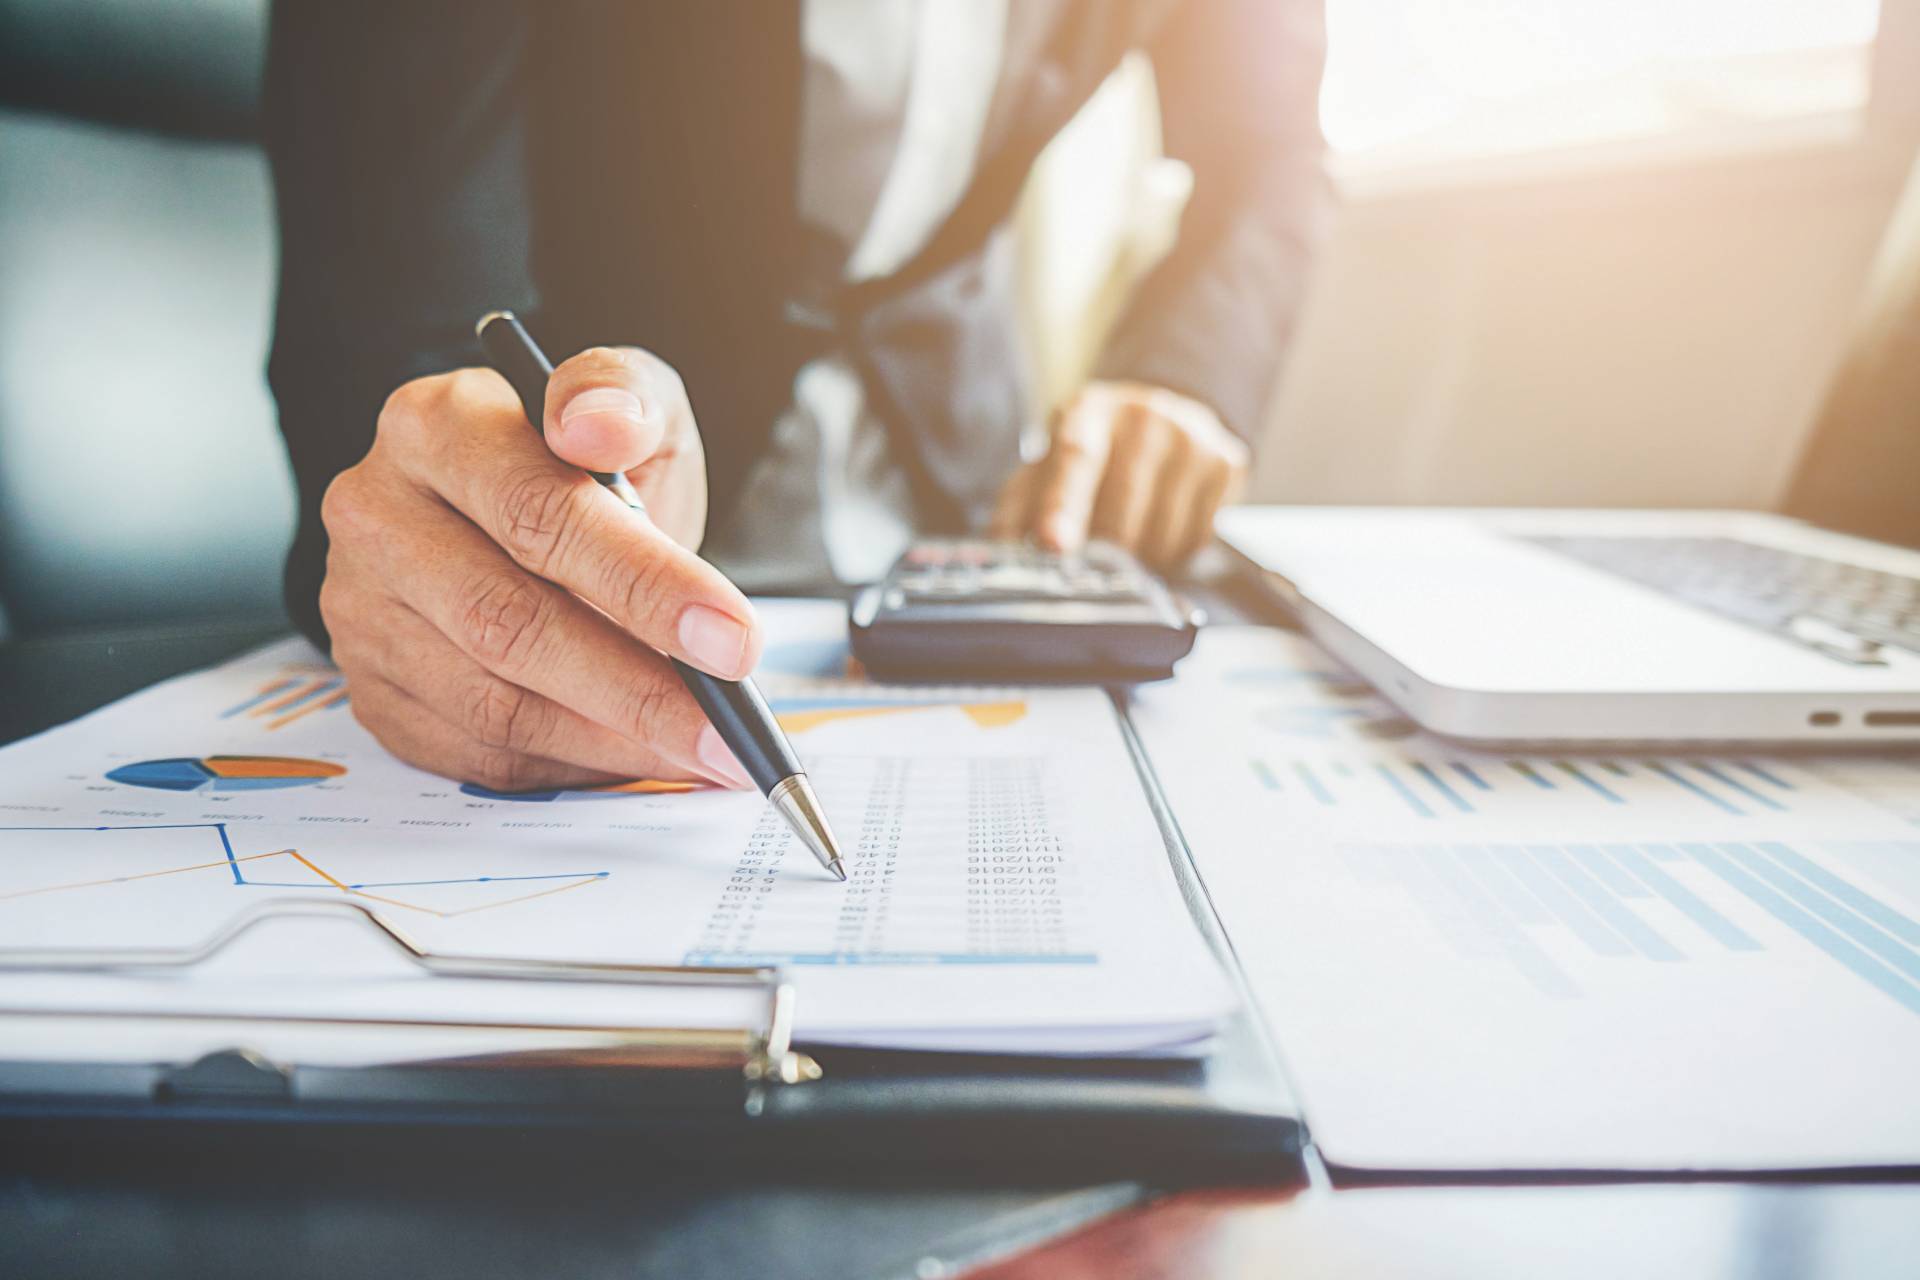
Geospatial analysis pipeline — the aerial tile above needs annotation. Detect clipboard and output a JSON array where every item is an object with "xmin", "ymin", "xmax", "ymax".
[{"xmin": 0, "ymin": 700, "xmax": 1307, "ymax": 1186}]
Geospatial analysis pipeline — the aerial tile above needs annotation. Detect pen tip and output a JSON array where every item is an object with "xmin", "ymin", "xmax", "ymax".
[{"xmin": 830, "ymin": 858, "xmax": 847, "ymax": 883}]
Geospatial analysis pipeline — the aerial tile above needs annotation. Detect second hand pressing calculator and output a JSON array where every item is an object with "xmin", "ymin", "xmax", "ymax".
[{"xmin": 848, "ymin": 539, "xmax": 1202, "ymax": 683}]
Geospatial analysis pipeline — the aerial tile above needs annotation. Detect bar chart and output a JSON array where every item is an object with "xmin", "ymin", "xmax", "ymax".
[
  {"xmin": 1248, "ymin": 752, "xmax": 1800, "ymax": 820},
  {"xmin": 1345, "ymin": 839, "xmax": 1920, "ymax": 1014}
]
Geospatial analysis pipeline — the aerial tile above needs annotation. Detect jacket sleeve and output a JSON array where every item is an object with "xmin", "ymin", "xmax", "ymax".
[
  {"xmin": 263, "ymin": 0, "xmax": 539, "ymax": 650},
  {"xmin": 1095, "ymin": 0, "xmax": 1331, "ymax": 444}
]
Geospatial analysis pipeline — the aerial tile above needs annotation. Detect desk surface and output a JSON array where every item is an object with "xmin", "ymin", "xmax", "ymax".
[
  {"xmin": 973, "ymin": 1183, "xmax": 1920, "ymax": 1280},
  {"xmin": 4, "ymin": 577, "xmax": 1919, "ymax": 1280}
]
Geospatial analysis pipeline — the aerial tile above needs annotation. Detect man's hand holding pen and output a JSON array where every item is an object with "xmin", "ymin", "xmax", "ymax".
[{"xmin": 319, "ymin": 346, "xmax": 763, "ymax": 795}]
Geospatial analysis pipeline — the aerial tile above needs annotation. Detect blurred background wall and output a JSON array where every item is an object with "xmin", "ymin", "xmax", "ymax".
[
  {"xmin": 0, "ymin": 0, "xmax": 292, "ymax": 637},
  {"xmin": 1023, "ymin": 0, "xmax": 1920, "ymax": 512},
  {"xmin": 1, "ymin": 0, "xmax": 1915, "ymax": 641}
]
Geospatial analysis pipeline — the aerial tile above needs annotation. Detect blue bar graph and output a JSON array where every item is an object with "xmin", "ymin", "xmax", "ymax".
[
  {"xmin": 1343, "ymin": 839, "xmax": 1920, "ymax": 1014},
  {"xmin": 1375, "ymin": 764, "xmax": 1436, "ymax": 818},
  {"xmin": 1249, "ymin": 754, "xmax": 1803, "ymax": 819},
  {"xmin": 1557, "ymin": 762, "xmax": 1624, "ymax": 803},
  {"xmin": 1683, "ymin": 843, "xmax": 1920, "ymax": 1017},
  {"xmin": 1293, "ymin": 762, "xmax": 1335, "ymax": 804},
  {"xmin": 1411, "ymin": 762, "xmax": 1473, "ymax": 813}
]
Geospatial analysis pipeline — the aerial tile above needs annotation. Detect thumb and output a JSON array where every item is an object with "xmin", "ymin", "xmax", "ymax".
[{"xmin": 543, "ymin": 346, "xmax": 668, "ymax": 473}]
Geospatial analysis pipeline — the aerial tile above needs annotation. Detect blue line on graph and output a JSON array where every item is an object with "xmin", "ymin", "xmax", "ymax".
[
  {"xmin": 1492, "ymin": 845, "xmax": 1633, "ymax": 958},
  {"xmin": 1557, "ymin": 762, "xmax": 1624, "ymax": 803},
  {"xmin": 1737, "ymin": 762, "xmax": 1794, "ymax": 790},
  {"xmin": 1645, "ymin": 761, "xmax": 1743, "ymax": 815},
  {"xmin": 1451, "ymin": 763, "xmax": 1492, "ymax": 791},
  {"xmin": 1720, "ymin": 844, "xmax": 1920, "ymax": 982},
  {"xmin": 1567, "ymin": 844, "xmax": 1650, "ymax": 899},
  {"xmin": 1330, "ymin": 761, "xmax": 1354, "ymax": 778},
  {"xmin": 1250, "ymin": 759, "xmax": 1282, "ymax": 792},
  {"xmin": 220, "ymin": 679, "xmax": 296, "ymax": 719},
  {"xmin": 1411, "ymin": 763, "xmax": 1473, "ymax": 813},
  {"xmin": 1600, "ymin": 761, "xmax": 1631, "ymax": 777},
  {"xmin": 1532, "ymin": 845, "xmax": 1682, "ymax": 961},
  {"xmin": 1693, "ymin": 763, "xmax": 1786, "ymax": 812},
  {"xmin": 1753, "ymin": 842, "xmax": 1920, "ymax": 947},
  {"xmin": 217, "ymin": 823, "xmax": 241, "ymax": 883},
  {"xmin": 1294, "ymin": 762, "xmax": 1335, "ymax": 804},
  {"xmin": 344, "ymin": 872, "xmax": 611, "ymax": 889},
  {"xmin": 1510, "ymin": 762, "xmax": 1556, "ymax": 790},
  {"xmin": 1684, "ymin": 843, "xmax": 1920, "ymax": 1017},
  {"xmin": 1605, "ymin": 844, "xmax": 1761, "ymax": 951},
  {"xmin": 1640, "ymin": 843, "xmax": 1684, "ymax": 863},
  {"xmin": 1375, "ymin": 764, "xmax": 1435, "ymax": 818}
]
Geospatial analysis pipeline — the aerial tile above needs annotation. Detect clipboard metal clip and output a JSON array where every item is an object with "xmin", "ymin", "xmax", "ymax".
[{"xmin": 0, "ymin": 897, "xmax": 821, "ymax": 1094}]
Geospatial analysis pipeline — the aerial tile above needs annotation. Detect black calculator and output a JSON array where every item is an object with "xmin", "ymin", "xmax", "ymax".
[{"xmin": 848, "ymin": 539, "xmax": 1202, "ymax": 682}]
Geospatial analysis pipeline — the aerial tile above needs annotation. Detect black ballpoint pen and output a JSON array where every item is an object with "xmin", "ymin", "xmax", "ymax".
[{"xmin": 476, "ymin": 310, "xmax": 847, "ymax": 881}]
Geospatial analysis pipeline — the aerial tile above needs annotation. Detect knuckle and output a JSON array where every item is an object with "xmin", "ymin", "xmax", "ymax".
[
  {"xmin": 316, "ymin": 574, "xmax": 355, "ymax": 636},
  {"xmin": 376, "ymin": 376, "xmax": 441, "ymax": 442},
  {"xmin": 494, "ymin": 465, "xmax": 585, "ymax": 572},
  {"xmin": 614, "ymin": 548, "xmax": 674, "ymax": 635},
  {"xmin": 608, "ymin": 669, "xmax": 679, "ymax": 745},
  {"xmin": 468, "ymin": 746, "xmax": 535, "ymax": 794},
  {"xmin": 319, "ymin": 467, "xmax": 372, "ymax": 540},
  {"xmin": 571, "ymin": 345, "xmax": 632, "ymax": 369},
  {"xmin": 458, "ymin": 571, "xmax": 553, "ymax": 669},
  {"xmin": 464, "ymin": 675, "xmax": 539, "ymax": 751}
]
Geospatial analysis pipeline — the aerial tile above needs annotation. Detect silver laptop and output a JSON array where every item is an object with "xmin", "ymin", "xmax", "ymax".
[
  {"xmin": 1219, "ymin": 505, "xmax": 1920, "ymax": 745},
  {"xmin": 1218, "ymin": 175, "xmax": 1920, "ymax": 746}
]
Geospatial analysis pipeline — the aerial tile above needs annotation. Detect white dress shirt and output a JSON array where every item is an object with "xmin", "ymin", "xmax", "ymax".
[{"xmin": 707, "ymin": 0, "xmax": 1009, "ymax": 588}]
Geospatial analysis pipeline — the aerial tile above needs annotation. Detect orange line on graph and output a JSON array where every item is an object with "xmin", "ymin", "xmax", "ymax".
[
  {"xmin": 285, "ymin": 848, "xmax": 350, "ymax": 891},
  {"xmin": 253, "ymin": 678, "xmax": 331, "ymax": 717},
  {"xmin": 441, "ymin": 875, "xmax": 607, "ymax": 917},
  {"xmin": 268, "ymin": 686, "xmax": 350, "ymax": 731},
  {"xmin": 0, "ymin": 850, "xmax": 295, "ymax": 903}
]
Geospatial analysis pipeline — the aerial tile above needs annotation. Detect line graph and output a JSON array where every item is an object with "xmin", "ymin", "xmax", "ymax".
[{"xmin": 0, "ymin": 822, "xmax": 608, "ymax": 919}]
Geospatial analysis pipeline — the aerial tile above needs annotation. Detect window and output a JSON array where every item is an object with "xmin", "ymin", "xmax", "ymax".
[{"xmin": 1321, "ymin": 0, "xmax": 1883, "ymax": 167}]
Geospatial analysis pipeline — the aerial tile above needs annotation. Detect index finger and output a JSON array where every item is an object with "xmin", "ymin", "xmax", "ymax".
[
  {"xmin": 387, "ymin": 371, "xmax": 762, "ymax": 679},
  {"xmin": 1031, "ymin": 399, "xmax": 1114, "ymax": 553}
]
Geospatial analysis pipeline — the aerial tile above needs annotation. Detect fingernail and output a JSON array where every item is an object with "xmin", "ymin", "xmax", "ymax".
[
  {"xmin": 678, "ymin": 604, "xmax": 751, "ymax": 678},
  {"xmin": 559, "ymin": 387, "xmax": 647, "ymax": 435},
  {"xmin": 696, "ymin": 724, "xmax": 754, "ymax": 790}
]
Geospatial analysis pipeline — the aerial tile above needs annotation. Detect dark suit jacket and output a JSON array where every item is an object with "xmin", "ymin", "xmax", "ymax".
[{"xmin": 265, "ymin": 0, "xmax": 1329, "ymax": 645}]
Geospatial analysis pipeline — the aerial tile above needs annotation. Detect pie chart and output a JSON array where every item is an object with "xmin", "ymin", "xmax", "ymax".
[{"xmin": 106, "ymin": 756, "xmax": 346, "ymax": 793}]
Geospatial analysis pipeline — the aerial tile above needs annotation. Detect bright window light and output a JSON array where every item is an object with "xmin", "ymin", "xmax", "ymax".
[{"xmin": 1321, "ymin": 0, "xmax": 1883, "ymax": 165}]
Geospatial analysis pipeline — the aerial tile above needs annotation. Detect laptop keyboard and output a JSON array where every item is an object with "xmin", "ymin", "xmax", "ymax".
[{"xmin": 1518, "ymin": 534, "xmax": 1920, "ymax": 667}]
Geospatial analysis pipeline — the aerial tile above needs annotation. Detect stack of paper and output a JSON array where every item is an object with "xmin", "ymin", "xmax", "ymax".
[
  {"xmin": 1130, "ymin": 625, "xmax": 1920, "ymax": 1171},
  {"xmin": 0, "ymin": 601, "xmax": 1233, "ymax": 1064}
]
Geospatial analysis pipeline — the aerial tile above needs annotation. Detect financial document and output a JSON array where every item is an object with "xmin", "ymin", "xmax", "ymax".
[
  {"xmin": 0, "ymin": 601, "xmax": 1232, "ymax": 1062},
  {"xmin": 1130, "ymin": 625, "xmax": 1920, "ymax": 1171}
]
